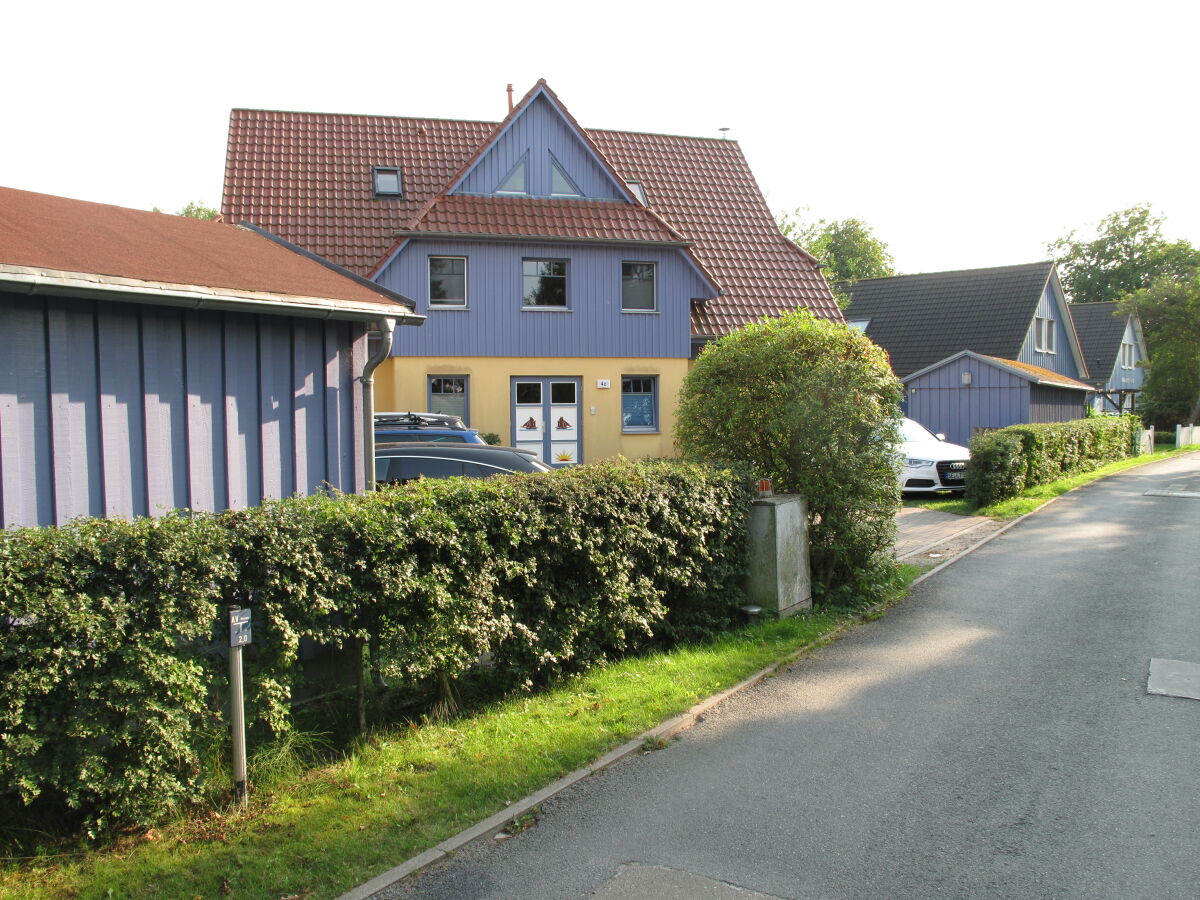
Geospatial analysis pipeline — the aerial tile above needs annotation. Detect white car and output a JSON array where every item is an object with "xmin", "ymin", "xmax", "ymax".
[{"xmin": 898, "ymin": 418, "xmax": 970, "ymax": 493}]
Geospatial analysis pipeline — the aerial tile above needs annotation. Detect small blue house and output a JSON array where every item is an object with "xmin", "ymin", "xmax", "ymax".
[
  {"xmin": 843, "ymin": 261, "xmax": 1094, "ymax": 445},
  {"xmin": 1068, "ymin": 301, "xmax": 1147, "ymax": 414},
  {"xmin": 902, "ymin": 351, "xmax": 1092, "ymax": 447}
]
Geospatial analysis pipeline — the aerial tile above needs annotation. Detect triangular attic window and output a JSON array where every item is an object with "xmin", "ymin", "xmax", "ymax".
[
  {"xmin": 550, "ymin": 156, "xmax": 582, "ymax": 197},
  {"xmin": 496, "ymin": 157, "xmax": 528, "ymax": 194}
]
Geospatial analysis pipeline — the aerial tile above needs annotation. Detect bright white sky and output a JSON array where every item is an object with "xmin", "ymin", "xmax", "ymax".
[{"xmin": 4, "ymin": 0, "xmax": 1197, "ymax": 275}]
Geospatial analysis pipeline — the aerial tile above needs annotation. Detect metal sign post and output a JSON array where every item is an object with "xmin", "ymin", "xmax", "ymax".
[{"xmin": 228, "ymin": 607, "xmax": 252, "ymax": 810}]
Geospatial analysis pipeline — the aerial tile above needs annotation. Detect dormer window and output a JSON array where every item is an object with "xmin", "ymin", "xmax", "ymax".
[
  {"xmin": 550, "ymin": 155, "xmax": 582, "ymax": 197},
  {"xmin": 625, "ymin": 181, "xmax": 648, "ymax": 205},
  {"xmin": 496, "ymin": 156, "xmax": 528, "ymax": 195},
  {"xmin": 373, "ymin": 166, "xmax": 403, "ymax": 197}
]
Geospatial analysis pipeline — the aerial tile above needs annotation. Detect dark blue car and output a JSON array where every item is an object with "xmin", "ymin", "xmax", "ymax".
[{"xmin": 374, "ymin": 411, "xmax": 486, "ymax": 444}]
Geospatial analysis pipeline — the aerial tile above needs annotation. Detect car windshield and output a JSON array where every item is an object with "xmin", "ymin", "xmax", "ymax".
[{"xmin": 900, "ymin": 419, "xmax": 938, "ymax": 442}]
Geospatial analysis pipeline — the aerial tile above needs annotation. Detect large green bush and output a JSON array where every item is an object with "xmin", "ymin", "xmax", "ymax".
[
  {"xmin": 676, "ymin": 309, "xmax": 904, "ymax": 601},
  {"xmin": 0, "ymin": 459, "xmax": 751, "ymax": 834},
  {"xmin": 965, "ymin": 416, "xmax": 1139, "ymax": 506}
]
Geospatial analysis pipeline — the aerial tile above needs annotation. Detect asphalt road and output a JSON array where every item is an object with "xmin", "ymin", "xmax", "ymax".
[{"xmin": 384, "ymin": 454, "xmax": 1200, "ymax": 900}]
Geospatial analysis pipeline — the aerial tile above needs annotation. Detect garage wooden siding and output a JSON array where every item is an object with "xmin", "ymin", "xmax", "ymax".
[{"xmin": 0, "ymin": 291, "xmax": 366, "ymax": 528}]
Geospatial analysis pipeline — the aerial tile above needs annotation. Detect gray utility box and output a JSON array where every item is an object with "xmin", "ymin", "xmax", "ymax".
[{"xmin": 746, "ymin": 495, "xmax": 812, "ymax": 617}]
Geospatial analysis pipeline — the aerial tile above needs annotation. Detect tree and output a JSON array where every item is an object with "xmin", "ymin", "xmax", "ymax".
[
  {"xmin": 1047, "ymin": 204, "xmax": 1200, "ymax": 304},
  {"xmin": 1119, "ymin": 273, "xmax": 1200, "ymax": 425},
  {"xmin": 779, "ymin": 211, "xmax": 897, "ymax": 301},
  {"xmin": 153, "ymin": 201, "xmax": 221, "ymax": 220},
  {"xmin": 675, "ymin": 309, "xmax": 903, "ymax": 602}
]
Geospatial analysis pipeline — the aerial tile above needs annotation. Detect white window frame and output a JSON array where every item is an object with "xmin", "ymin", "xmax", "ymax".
[
  {"xmin": 621, "ymin": 261, "xmax": 657, "ymax": 313},
  {"xmin": 428, "ymin": 256, "xmax": 468, "ymax": 309},
  {"xmin": 1120, "ymin": 341, "xmax": 1135, "ymax": 369},
  {"xmin": 1034, "ymin": 316, "xmax": 1056, "ymax": 353}
]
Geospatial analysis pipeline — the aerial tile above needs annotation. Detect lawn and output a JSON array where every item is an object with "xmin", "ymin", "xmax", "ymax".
[{"xmin": 2, "ymin": 591, "xmax": 920, "ymax": 900}]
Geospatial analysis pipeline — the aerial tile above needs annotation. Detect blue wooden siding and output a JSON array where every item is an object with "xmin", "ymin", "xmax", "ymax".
[
  {"xmin": 0, "ymin": 291, "xmax": 367, "ymax": 529},
  {"xmin": 1019, "ymin": 280, "xmax": 1081, "ymax": 377},
  {"xmin": 906, "ymin": 356, "xmax": 1030, "ymax": 447},
  {"xmin": 1029, "ymin": 385, "xmax": 1086, "ymax": 423},
  {"xmin": 377, "ymin": 239, "xmax": 703, "ymax": 359},
  {"xmin": 456, "ymin": 94, "xmax": 623, "ymax": 200},
  {"xmin": 1105, "ymin": 318, "xmax": 1146, "ymax": 391}
]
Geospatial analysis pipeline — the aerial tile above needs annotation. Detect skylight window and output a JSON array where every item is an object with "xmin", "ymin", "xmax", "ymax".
[
  {"xmin": 625, "ymin": 181, "xmax": 648, "ymax": 205},
  {"xmin": 373, "ymin": 166, "xmax": 403, "ymax": 197}
]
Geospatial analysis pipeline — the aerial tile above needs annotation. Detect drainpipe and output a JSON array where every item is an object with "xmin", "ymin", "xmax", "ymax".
[{"xmin": 360, "ymin": 317, "xmax": 396, "ymax": 490}]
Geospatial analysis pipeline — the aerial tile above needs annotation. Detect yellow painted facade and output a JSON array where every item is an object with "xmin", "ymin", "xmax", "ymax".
[{"xmin": 374, "ymin": 356, "xmax": 688, "ymax": 462}]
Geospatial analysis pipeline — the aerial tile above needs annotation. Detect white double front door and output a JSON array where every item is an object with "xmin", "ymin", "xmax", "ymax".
[{"xmin": 512, "ymin": 377, "xmax": 581, "ymax": 466}]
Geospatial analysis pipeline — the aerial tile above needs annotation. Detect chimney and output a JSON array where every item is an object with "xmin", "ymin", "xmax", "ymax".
[{"xmin": 506, "ymin": 84, "xmax": 514, "ymax": 113}]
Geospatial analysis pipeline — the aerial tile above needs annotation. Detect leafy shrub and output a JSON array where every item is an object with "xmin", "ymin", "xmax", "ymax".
[
  {"xmin": 676, "ymin": 309, "xmax": 903, "ymax": 602},
  {"xmin": 0, "ymin": 513, "xmax": 232, "ymax": 836},
  {"xmin": 965, "ymin": 416, "xmax": 1139, "ymax": 506},
  {"xmin": 0, "ymin": 459, "xmax": 751, "ymax": 834}
]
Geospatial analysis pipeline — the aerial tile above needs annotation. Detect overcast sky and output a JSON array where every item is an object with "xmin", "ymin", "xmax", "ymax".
[{"xmin": 4, "ymin": 0, "xmax": 1197, "ymax": 275}]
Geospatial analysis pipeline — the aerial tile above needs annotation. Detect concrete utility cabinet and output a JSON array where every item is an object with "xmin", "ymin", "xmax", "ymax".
[{"xmin": 746, "ymin": 495, "xmax": 811, "ymax": 617}]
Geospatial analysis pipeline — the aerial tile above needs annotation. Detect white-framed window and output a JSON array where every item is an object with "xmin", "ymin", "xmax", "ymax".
[
  {"xmin": 522, "ymin": 259, "xmax": 568, "ymax": 309},
  {"xmin": 621, "ymin": 261, "xmax": 656, "ymax": 312},
  {"xmin": 428, "ymin": 256, "xmax": 467, "ymax": 308},
  {"xmin": 625, "ymin": 180, "xmax": 648, "ymax": 205},
  {"xmin": 621, "ymin": 376, "xmax": 658, "ymax": 432},
  {"xmin": 373, "ymin": 166, "xmax": 403, "ymax": 196},
  {"xmin": 1034, "ymin": 316, "xmax": 1056, "ymax": 353},
  {"xmin": 1120, "ymin": 341, "xmax": 1136, "ymax": 369}
]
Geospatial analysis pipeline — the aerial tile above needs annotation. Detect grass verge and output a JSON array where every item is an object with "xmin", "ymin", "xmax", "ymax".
[
  {"xmin": 1, "ymin": 582, "xmax": 918, "ymax": 900},
  {"xmin": 905, "ymin": 444, "xmax": 1199, "ymax": 519}
]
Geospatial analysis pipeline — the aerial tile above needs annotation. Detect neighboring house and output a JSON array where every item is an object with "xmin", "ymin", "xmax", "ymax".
[
  {"xmin": 843, "ymin": 262, "xmax": 1093, "ymax": 445},
  {"xmin": 1068, "ymin": 301, "xmax": 1147, "ymax": 413},
  {"xmin": 0, "ymin": 186, "xmax": 422, "ymax": 529},
  {"xmin": 222, "ymin": 80, "xmax": 838, "ymax": 464}
]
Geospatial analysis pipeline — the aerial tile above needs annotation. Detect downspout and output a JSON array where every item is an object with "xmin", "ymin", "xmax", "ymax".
[{"xmin": 360, "ymin": 317, "xmax": 396, "ymax": 490}]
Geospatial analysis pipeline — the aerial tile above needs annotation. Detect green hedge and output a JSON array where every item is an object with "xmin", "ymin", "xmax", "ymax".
[
  {"xmin": 964, "ymin": 416, "xmax": 1139, "ymax": 507},
  {"xmin": 0, "ymin": 460, "xmax": 752, "ymax": 834}
]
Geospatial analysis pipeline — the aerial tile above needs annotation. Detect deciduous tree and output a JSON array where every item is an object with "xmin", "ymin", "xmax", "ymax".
[
  {"xmin": 1119, "ymin": 273, "xmax": 1200, "ymax": 425},
  {"xmin": 676, "ymin": 309, "xmax": 903, "ymax": 602},
  {"xmin": 779, "ymin": 211, "xmax": 896, "ymax": 301},
  {"xmin": 1047, "ymin": 204, "xmax": 1200, "ymax": 304}
]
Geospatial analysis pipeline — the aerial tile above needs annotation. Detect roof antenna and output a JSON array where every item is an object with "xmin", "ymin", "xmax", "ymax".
[
  {"xmin": 506, "ymin": 84, "xmax": 514, "ymax": 113},
  {"xmin": 718, "ymin": 127, "xmax": 731, "ymax": 140}
]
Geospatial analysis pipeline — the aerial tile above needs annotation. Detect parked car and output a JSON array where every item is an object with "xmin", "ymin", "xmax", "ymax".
[
  {"xmin": 898, "ymin": 418, "xmax": 971, "ymax": 493},
  {"xmin": 374, "ymin": 411, "xmax": 485, "ymax": 444},
  {"xmin": 374, "ymin": 442, "xmax": 551, "ymax": 485}
]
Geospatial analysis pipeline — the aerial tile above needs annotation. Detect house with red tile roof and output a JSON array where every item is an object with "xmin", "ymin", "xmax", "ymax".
[
  {"xmin": 0, "ymin": 185, "xmax": 422, "ymax": 528},
  {"xmin": 223, "ymin": 81, "xmax": 838, "ymax": 463}
]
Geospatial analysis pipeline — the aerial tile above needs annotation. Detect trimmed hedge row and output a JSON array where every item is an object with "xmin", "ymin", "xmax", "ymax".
[
  {"xmin": 0, "ymin": 459, "xmax": 753, "ymax": 833},
  {"xmin": 964, "ymin": 416, "xmax": 1140, "ymax": 507}
]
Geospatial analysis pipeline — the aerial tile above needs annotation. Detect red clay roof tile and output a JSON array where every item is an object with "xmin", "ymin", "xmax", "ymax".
[{"xmin": 223, "ymin": 96, "xmax": 839, "ymax": 335}]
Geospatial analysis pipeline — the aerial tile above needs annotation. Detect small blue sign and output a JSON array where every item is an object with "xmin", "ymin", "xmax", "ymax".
[{"xmin": 229, "ymin": 608, "xmax": 252, "ymax": 647}]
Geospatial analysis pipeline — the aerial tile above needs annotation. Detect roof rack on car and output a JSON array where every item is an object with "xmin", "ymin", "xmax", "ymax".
[{"xmin": 373, "ymin": 411, "xmax": 468, "ymax": 430}]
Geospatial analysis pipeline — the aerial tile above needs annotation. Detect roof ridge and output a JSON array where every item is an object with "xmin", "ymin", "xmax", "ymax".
[{"xmin": 853, "ymin": 260, "xmax": 1055, "ymax": 283}]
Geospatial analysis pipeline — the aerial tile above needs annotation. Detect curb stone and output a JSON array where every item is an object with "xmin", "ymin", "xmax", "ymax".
[{"xmin": 341, "ymin": 453, "xmax": 1200, "ymax": 899}]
